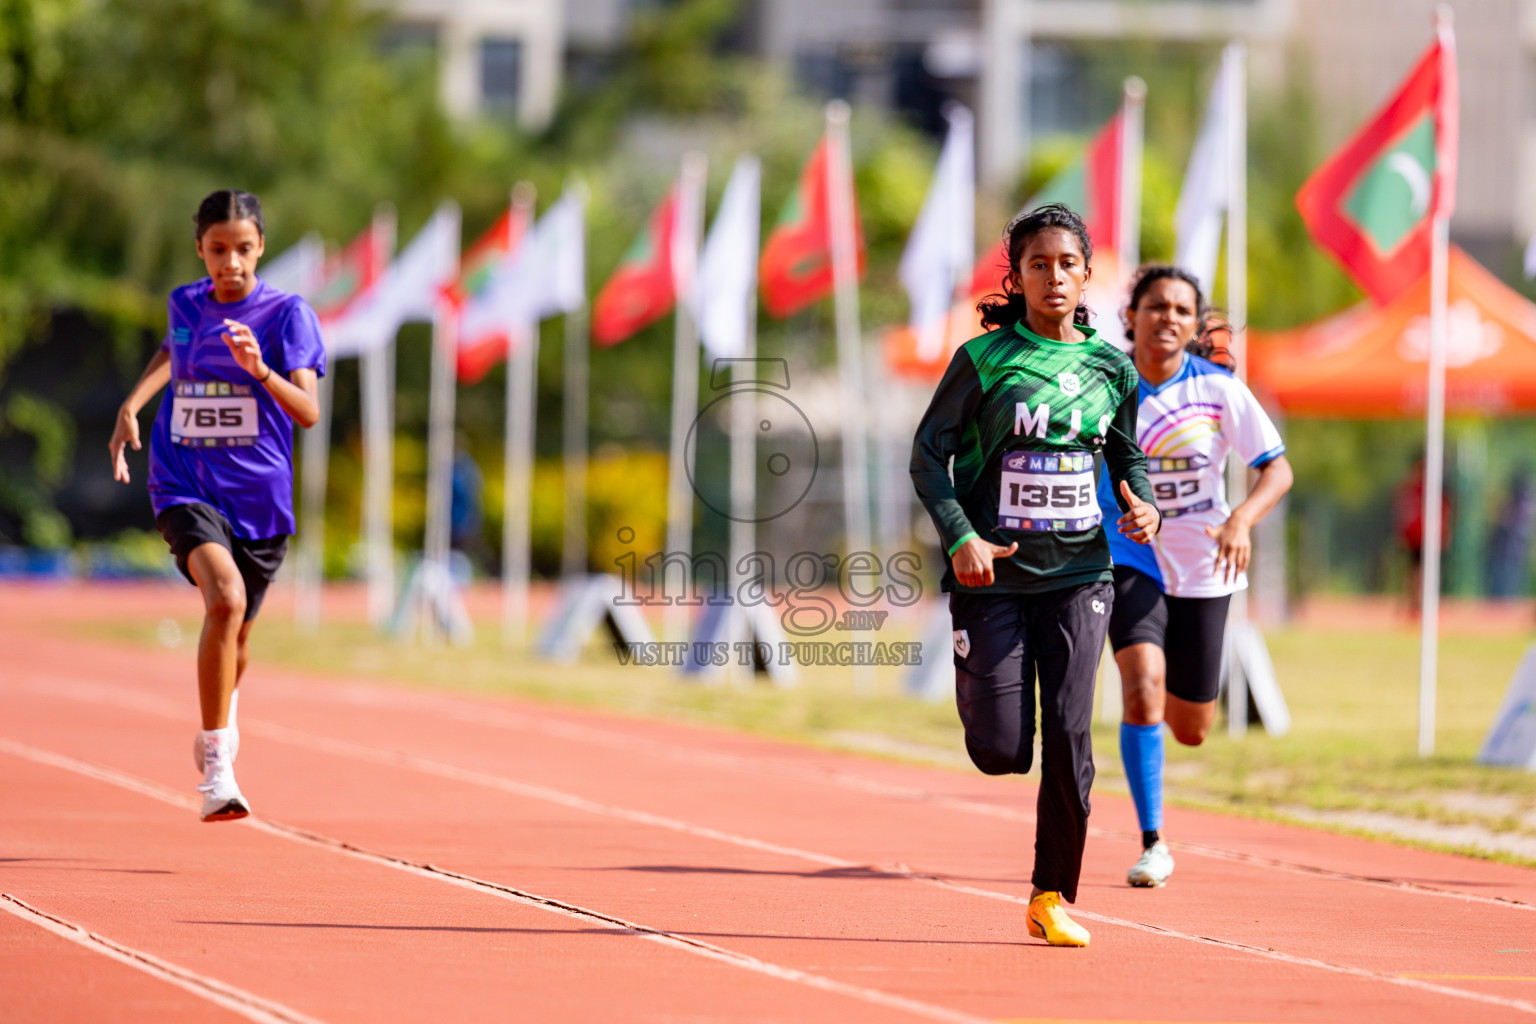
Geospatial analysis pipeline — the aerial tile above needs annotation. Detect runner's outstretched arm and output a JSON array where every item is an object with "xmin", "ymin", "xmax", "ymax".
[
  {"xmin": 1205, "ymin": 454, "xmax": 1294, "ymax": 583},
  {"xmin": 1103, "ymin": 389, "xmax": 1160, "ymax": 543},
  {"xmin": 109, "ymin": 349, "xmax": 172, "ymax": 483}
]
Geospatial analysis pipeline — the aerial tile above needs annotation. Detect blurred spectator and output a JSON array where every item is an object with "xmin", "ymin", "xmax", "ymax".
[
  {"xmin": 1485, "ymin": 466, "xmax": 1535, "ymax": 599},
  {"xmin": 450, "ymin": 444, "xmax": 488, "ymax": 573},
  {"xmin": 1394, "ymin": 454, "xmax": 1453, "ymax": 614}
]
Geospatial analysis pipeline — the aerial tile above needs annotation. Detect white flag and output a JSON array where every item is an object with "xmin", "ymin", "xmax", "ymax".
[
  {"xmin": 459, "ymin": 187, "xmax": 587, "ymax": 349},
  {"xmin": 327, "ymin": 202, "xmax": 461, "ymax": 357},
  {"xmin": 688, "ymin": 156, "xmax": 760, "ymax": 359},
  {"xmin": 900, "ymin": 105, "xmax": 975, "ymax": 361},
  {"xmin": 258, "ymin": 233, "xmax": 324, "ymax": 299},
  {"xmin": 1175, "ymin": 52, "xmax": 1235, "ymax": 294},
  {"xmin": 530, "ymin": 187, "xmax": 587, "ymax": 319}
]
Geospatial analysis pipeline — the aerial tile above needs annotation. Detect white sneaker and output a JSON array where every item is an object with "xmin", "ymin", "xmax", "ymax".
[
  {"xmin": 1127, "ymin": 842, "xmax": 1174, "ymax": 887},
  {"xmin": 197, "ymin": 730, "xmax": 249, "ymax": 823}
]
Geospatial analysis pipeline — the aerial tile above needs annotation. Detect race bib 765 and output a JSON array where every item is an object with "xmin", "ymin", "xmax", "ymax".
[{"xmin": 170, "ymin": 381, "xmax": 259, "ymax": 448}]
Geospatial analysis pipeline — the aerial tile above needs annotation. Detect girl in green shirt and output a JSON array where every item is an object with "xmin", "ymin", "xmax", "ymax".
[{"xmin": 910, "ymin": 204, "xmax": 1160, "ymax": 946}]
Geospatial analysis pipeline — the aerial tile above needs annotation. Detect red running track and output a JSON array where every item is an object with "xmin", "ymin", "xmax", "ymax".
[{"xmin": 1, "ymin": 583, "xmax": 1534, "ymax": 1024}]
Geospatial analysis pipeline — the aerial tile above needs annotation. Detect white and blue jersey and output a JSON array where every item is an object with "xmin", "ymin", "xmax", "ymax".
[{"xmin": 1097, "ymin": 353, "xmax": 1285, "ymax": 598}]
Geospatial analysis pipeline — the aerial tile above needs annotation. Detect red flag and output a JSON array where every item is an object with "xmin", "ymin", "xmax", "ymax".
[
  {"xmin": 592, "ymin": 189, "xmax": 678, "ymax": 346},
  {"xmin": 445, "ymin": 205, "xmax": 532, "ymax": 382},
  {"xmin": 968, "ymin": 111, "xmax": 1125, "ymax": 299},
  {"xmin": 313, "ymin": 225, "xmax": 387, "ymax": 321},
  {"xmin": 1296, "ymin": 29, "xmax": 1457, "ymax": 305},
  {"xmin": 759, "ymin": 138, "xmax": 865, "ymax": 319}
]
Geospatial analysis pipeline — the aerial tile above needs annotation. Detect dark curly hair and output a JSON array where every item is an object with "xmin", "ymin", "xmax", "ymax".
[
  {"xmin": 976, "ymin": 203, "xmax": 1093, "ymax": 332},
  {"xmin": 1121, "ymin": 264, "xmax": 1234, "ymax": 368}
]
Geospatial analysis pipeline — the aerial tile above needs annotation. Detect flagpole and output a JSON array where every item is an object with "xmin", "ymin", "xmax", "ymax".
[
  {"xmin": 285, "ymin": 234, "xmax": 326, "ymax": 632},
  {"xmin": 421, "ymin": 202, "xmax": 464, "ymax": 645},
  {"xmin": 561, "ymin": 307, "xmax": 590, "ymax": 581},
  {"xmin": 1118, "ymin": 77, "xmax": 1145, "ymax": 278},
  {"xmin": 296, "ymin": 368, "xmax": 332, "ymax": 633},
  {"xmin": 664, "ymin": 153, "xmax": 709, "ymax": 647},
  {"xmin": 826, "ymin": 100, "xmax": 875, "ymax": 694},
  {"xmin": 727, "ymin": 158, "xmax": 763, "ymax": 688},
  {"xmin": 502, "ymin": 183, "xmax": 539, "ymax": 648},
  {"xmin": 1419, "ymin": 214, "xmax": 1450, "ymax": 757},
  {"xmin": 361, "ymin": 205, "xmax": 398, "ymax": 628},
  {"xmin": 1223, "ymin": 42, "xmax": 1252, "ymax": 738},
  {"xmin": 561, "ymin": 184, "xmax": 591, "ymax": 582},
  {"xmin": 1225, "ymin": 45, "xmax": 1248, "ymax": 380},
  {"xmin": 1418, "ymin": 6, "xmax": 1457, "ymax": 759}
]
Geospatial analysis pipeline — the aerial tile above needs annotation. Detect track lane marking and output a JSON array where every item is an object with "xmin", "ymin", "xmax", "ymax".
[
  {"xmin": 894, "ymin": 868, "xmax": 1536, "ymax": 1015},
  {"xmin": 11, "ymin": 672, "xmax": 1534, "ymax": 914},
  {"xmin": 3, "ymin": 732, "xmax": 1533, "ymax": 1018},
  {"xmin": 1402, "ymin": 975, "xmax": 1536, "ymax": 981},
  {"xmin": 0, "ymin": 738, "xmax": 995, "ymax": 1024},
  {"xmin": 0, "ymin": 892, "xmax": 329, "ymax": 1024}
]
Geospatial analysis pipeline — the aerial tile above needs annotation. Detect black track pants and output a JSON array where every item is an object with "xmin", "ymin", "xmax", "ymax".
[{"xmin": 949, "ymin": 580, "xmax": 1112, "ymax": 903}]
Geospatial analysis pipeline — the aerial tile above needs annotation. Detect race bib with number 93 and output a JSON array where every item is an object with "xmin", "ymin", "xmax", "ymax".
[
  {"xmin": 170, "ymin": 380, "xmax": 260, "ymax": 448},
  {"xmin": 1146, "ymin": 454, "xmax": 1214, "ymax": 519},
  {"xmin": 998, "ymin": 450, "xmax": 1101, "ymax": 532}
]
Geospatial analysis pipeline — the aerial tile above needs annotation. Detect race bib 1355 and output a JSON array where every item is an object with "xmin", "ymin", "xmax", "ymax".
[{"xmin": 998, "ymin": 450, "xmax": 1101, "ymax": 532}]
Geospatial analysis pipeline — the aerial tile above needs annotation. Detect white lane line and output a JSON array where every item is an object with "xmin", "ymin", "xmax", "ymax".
[
  {"xmin": 247, "ymin": 719, "xmax": 853, "ymax": 869},
  {"xmin": 0, "ymin": 892, "xmax": 329, "ymax": 1024},
  {"xmin": 0, "ymin": 738, "xmax": 994, "ymax": 1024},
  {"xmin": 2, "ymin": 731, "xmax": 1529, "ymax": 1019},
  {"xmin": 898, "ymin": 868, "xmax": 1536, "ymax": 1016},
  {"xmin": 15, "ymin": 672, "xmax": 1533, "ymax": 914}
]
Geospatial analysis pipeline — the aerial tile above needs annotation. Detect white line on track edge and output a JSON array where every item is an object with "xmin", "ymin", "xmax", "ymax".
[
  {"xmin": 3, "ymin": 731, "xmax": 1531, "ymax": 1020},
  {"xmin": 13, "ymin": 672, "xmax": 1536, "ymax": 915},
  {"xmin": 899, "ymin": 869, "xmax": 1536, "ymax": 1016},
  {"xmin": 0, "ymin": 892, "xmax": 329, "ymax": 1024},
  {"xmin": 0, "ymin": 738, "xmax": 993, "ymax": 1024}
]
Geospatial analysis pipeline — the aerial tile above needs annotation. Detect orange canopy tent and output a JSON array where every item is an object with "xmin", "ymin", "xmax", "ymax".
[{"xmin": 1248, "ymin": 247, "xmax": 1536, "ymax": 416}]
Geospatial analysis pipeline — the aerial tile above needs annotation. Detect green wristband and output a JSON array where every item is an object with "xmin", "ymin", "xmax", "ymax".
[{"xmin": 946, "ymin": 531, "xmax": 980, "ymax": 557}]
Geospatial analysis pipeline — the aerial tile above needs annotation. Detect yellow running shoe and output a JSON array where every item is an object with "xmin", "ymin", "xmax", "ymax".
[{"xmin": 1026, "ymin": 891, "xmax": 1090, "ymax": 947}]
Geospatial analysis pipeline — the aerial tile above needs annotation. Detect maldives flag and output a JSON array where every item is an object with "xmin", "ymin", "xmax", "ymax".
[
  {"xmin": 1296, "ymin": 26, "xmax": 1457, "ymax": 306},
  {"xmin": 312, "ymin": 225, "xmax": 386, "ymax": 321},
  {"xmin": 968, "ymin": 111, "xmax": 1125, "ymax": 299},
  {"xmin": 446, "ymin": 205, "xmax": 533, "ymax": 382},
  {"xmin": 759, "ymin": 138, "xmax": 865, "ymax": 319},
  {"xmin": 592, "ymin": 189, "xmax": 678, "ymax": 346}
]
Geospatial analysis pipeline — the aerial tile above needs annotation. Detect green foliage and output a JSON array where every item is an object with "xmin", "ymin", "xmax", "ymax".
[{"xmin": 9, "ymin": 0, "xmax": 1513, "ymax": 596}]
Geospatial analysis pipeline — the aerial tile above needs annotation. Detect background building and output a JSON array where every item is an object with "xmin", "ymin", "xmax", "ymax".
[
  {"xmin": 384, "ymin": 0, "xmax": 564, "ymax": 128},
  {"xmin": 482, "ymin": 0, "xmax": 1528, "ymax": 265}
]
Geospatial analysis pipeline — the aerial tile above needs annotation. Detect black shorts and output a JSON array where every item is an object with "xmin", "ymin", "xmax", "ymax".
[
  {"xmin": 156, "ymin": 503, "xmax": 288, "ymax": 623},
  {"xmin": 1107, "ymin": 565, "xmax": 1230, "ymax": 704}
]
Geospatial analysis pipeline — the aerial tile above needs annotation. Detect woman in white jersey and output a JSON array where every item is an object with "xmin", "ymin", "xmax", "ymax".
[{"xmin": 1096, "ymin": 265, "xmax": 1293, "ymax": 888}]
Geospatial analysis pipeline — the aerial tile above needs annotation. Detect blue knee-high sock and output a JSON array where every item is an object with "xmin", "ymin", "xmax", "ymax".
[{"xmin": 1120, "ymin": 722, "xmax": 1164, "ymax": 835}]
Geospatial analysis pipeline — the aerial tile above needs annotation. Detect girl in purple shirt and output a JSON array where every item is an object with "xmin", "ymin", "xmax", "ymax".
[{"xmin": 109, "ymin": 190, "xmax": 326, "ymax": 822}]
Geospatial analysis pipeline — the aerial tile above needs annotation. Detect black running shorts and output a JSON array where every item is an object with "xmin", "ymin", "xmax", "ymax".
[
  {"xmin": 156, "ymin": 502, "xmax": 288, "ymax": 623},
  {"xmin": 1107, "ymin": 565, "xmax": 1230, "ymax": 704}
]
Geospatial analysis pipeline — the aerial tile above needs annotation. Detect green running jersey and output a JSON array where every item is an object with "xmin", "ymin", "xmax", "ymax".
[{"xmin": 910, "ymin": 320, "xmax": 1156, "ymax": 594}]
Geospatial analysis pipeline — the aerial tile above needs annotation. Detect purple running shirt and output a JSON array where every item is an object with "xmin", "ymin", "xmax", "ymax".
[{"xmin": 147, "ymin": 277, "xmax": 326, "ymax": 539}]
